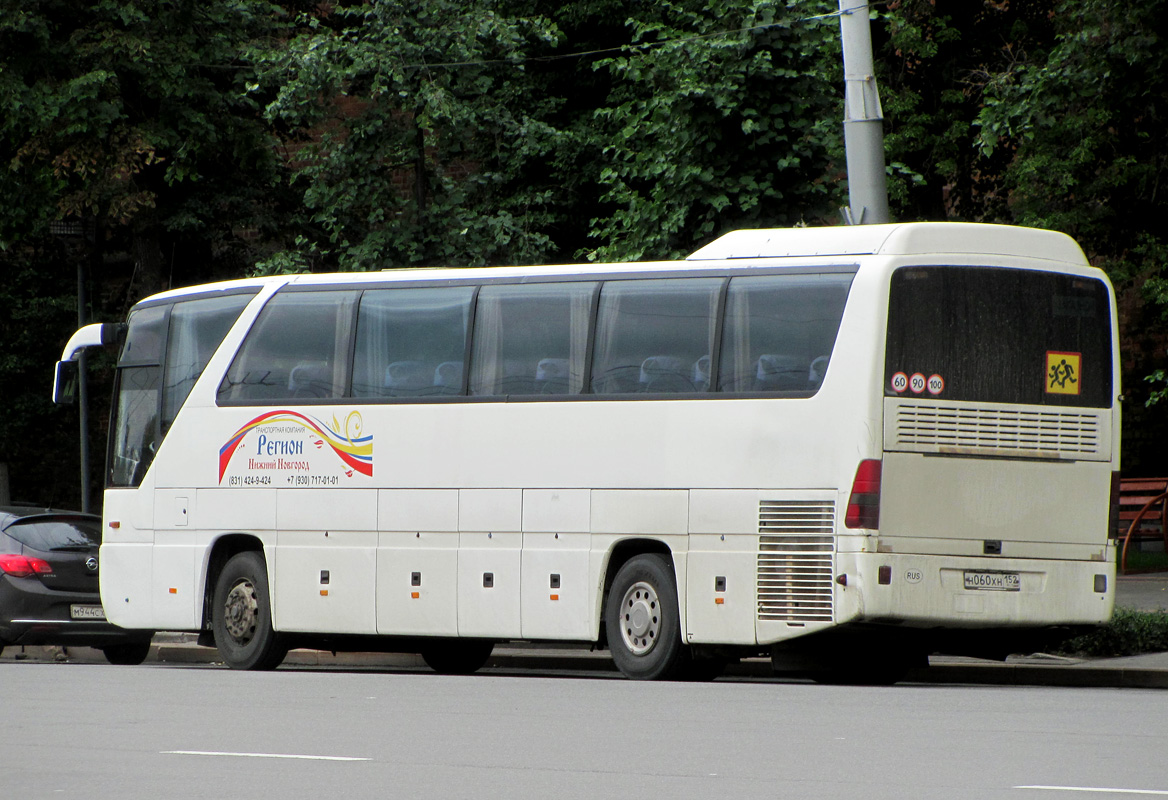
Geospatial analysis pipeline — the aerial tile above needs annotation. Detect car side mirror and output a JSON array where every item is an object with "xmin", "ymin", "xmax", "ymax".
[{"xmin": 53, "ymin": 360, "xmax": 79, "ymax": 405}]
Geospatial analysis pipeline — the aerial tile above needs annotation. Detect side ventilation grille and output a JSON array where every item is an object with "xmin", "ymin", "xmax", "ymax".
[
  {"xmin": 757, "ymin": 500, "xmax": 835, "ymax": 623},
  {"xmin": 892, "ymin": 402, "xmax": 1105, "ymax": 459}
]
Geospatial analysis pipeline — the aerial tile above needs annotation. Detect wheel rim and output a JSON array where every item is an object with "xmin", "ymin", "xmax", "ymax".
[
  {"xmin": 223, "ymin": 577, "xmax": 259, "ymax": 646},
  {"xmin": 619, "ymin": 580, "xmax": 661, "ymax": 656}
]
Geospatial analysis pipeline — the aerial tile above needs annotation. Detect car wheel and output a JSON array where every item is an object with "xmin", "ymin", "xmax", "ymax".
[
  {"xmin": 421, "ymin": 640, "xmax": 494, "ymax": 675},
  {"xmin": 605, "ymin": 554, "xmax": 684, "ymax": 680},
  {"xmin": 102, "ymin": 641, "xmax": 152, "ymax": 665},
  {"xmin": 212, "ymin": 551, "xmax": 286, "ymax": 670}
]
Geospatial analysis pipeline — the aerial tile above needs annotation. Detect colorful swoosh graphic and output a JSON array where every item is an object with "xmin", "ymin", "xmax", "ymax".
[{"xmin": 218, "ymin": 410, "xmax": 373, "ymax": 482}]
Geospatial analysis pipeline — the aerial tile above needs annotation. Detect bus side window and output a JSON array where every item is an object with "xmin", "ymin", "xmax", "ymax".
[
  {"xmin": 351, "ymin": 287, "xmax": 475, "ymax": 399},
  {"xmin": 718, "ymin": 274, "xmax": 853, "ymax": 395},
  {"xmin": 217, "ymin": 291, "xmax": 358, "ymax": 403},
  {"xmin": 591, "ymin": 278, "xmax": 721, "ymax": 395},
  {"xmin": 469, "ymin": 282, "xmax": 595, "ymax": 397}
]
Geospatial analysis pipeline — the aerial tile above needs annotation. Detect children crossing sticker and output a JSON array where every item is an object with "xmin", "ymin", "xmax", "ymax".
[{"xmin": 1046, "ymin": 351, "xmax": 1081, "ymax": 395}]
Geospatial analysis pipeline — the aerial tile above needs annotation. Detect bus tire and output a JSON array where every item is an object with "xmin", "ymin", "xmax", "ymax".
[
  {"xmin": 212, "ymin": 551, "xmax": 286, "ymax": 671},
  {"xmin": 605, "ymin": 554, "xmax": 683, "ymax": 680},
  {"xmin": 421, "ymin": 640, "xmax": 494, "ymax": 675},
  {"xmin": 101, "ymin": 641, "xmax": 152, "ymax": 665}
]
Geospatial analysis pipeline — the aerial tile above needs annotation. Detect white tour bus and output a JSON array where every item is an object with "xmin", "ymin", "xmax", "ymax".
[{"xmin": 53, "ymin": 222, "xmax": 1120, "ymax": 681}]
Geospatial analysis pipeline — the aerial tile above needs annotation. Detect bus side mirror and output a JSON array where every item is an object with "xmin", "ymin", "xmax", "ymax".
[{"xmin": 53, "ymin": 360, "xmax": 79, "ymax": 405}]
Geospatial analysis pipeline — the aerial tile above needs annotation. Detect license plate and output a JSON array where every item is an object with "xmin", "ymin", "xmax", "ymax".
[
  {"xmin": 70, "ymin": 604, "xmax": 107, "ymax": 620},
  {"xmin": 963, "ymin": 571, "xmax": 1021, "ymax": 591}
]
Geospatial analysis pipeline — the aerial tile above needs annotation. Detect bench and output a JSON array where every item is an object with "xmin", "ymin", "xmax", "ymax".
[{"xmin": 1118, "ymin": 477, "xmax": 1168, "ymax": 573}]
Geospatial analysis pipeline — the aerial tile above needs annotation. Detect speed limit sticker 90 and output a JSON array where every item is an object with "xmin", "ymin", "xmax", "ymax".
[
  {"xmin": 909, "ymin": 373, "xmax": 927, "ymax": 394},
  {"xmin": 891, "ymin": 372, "xmax": 908, "ymax": 393}
]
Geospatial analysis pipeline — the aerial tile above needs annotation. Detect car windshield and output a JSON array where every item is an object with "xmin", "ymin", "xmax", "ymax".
[{"xmin": 2, "ymin": 516, "xmax": 101, "ymax": 551}]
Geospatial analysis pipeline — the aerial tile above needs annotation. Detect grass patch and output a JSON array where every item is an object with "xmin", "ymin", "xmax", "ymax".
[{"xmin": 1053, "ymin": 608, "xmax": 1168, "ymax": 657}]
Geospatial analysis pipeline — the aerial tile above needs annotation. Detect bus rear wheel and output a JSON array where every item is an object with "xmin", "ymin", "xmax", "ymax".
[
  {"xmin": 212, "ymin": 551, "xmax": 286, "ymax": 671},
  {"xmin": 605, "ymin": 554, "xmax": 683, "ymax": 680}
]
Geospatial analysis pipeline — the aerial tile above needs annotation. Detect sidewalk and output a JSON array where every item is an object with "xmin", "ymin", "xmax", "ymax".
[{"xmin": 6, "ymin": 573, "xmax": 1168, "ymax": 687}]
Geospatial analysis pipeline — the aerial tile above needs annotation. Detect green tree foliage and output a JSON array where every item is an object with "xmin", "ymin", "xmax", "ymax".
[
  {"xmin": 974, "ymin": 1, "xmax": 1167, "ymax": 253},
  {"xmin": 584, "ymin": 0, "xmax": 842, "ymax": 260},
  {"xmin": 253, "ymin": 1, "xmax": 566, "ymax": 270},
  {"xmin": 1, "ymin": 0, "xmax": 298, "ymax": 278}
]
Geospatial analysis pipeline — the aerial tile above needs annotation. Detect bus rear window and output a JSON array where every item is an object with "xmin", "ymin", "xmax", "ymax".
[{"xmin": 885, "ymin": 266, "xmax": 1112, "ymax": 408}]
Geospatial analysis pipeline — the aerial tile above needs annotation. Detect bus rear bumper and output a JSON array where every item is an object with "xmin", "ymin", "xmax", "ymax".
[{"xmin": 841, "ymin": 551, "xmax": 1116, "ymax": 629}]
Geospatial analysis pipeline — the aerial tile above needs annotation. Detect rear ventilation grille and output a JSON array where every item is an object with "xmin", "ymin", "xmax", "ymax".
[
  {"xmin": 757, "ymin": 501, "xmax": 835, "ymax": 623},
  {"xmin": 891, "ymin": 402, "xmax": 1105, "ymax": 459}
]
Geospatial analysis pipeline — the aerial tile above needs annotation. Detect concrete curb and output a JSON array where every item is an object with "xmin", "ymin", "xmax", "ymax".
[{"xmin": 5, "ymin": 640, "xmax": 1168, "ymax": 688}]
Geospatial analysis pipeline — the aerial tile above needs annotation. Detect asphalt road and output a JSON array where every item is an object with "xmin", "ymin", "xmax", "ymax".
[{"xmin": 3, "ymin": 662, "xmax": 1167, "ymax": 800}]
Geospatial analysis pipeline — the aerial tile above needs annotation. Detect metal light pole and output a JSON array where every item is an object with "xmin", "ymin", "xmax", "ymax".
[
  {"xmin": 50, "ymin": 219, "xmax": 93, "ymax": 513},
  {"xmin": 839, "ymin": 1, "xmax": 890, "ymax": 225}
]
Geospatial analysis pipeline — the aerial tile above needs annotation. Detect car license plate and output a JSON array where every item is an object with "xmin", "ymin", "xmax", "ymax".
[
  {"xmin": 70, "ymin": 604, "xmax": 107, "ymax": 620},
  {"xmin": 963, "ymin": 571, "xmax": 1021, "ymax": 591}
]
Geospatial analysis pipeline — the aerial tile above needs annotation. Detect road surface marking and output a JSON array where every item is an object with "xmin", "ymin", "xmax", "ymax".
[
  {"xmin": 163, "ymin": 750, "xmax": 370, "ymax": 762},
  {"xmin": 1017, "ymin": 787, "xmax": 1168, "ymax": 796}
]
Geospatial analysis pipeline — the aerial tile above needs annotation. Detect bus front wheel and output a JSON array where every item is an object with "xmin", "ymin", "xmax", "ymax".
[
  {"xmin": 605, "ymin": 554, "xmax": 683, "ymax": 680},
  {"xmin": 212, "ymin": 551, "xmax": 286, "ymax": 671}
]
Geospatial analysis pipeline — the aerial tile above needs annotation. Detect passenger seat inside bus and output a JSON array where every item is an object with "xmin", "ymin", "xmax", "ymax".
[
  {"xmin": 288, "ymin": 363, "xmax": 334, "ymax": 398},
  {"xmin": 639, "ymin": 355, "xmax": 692, "ymax": 392},
  {"xmin": 754, "ymin": 354, "xmax": 807, "ymax": 391},
  {"xmin": 433, "ymin": 361, "xmax": 463, "ymax": 395},
  {"xmin": 534, "ymin": 358, "xmax": 569, "ymax": 394},
  {"xmin": 692, "ymin": 355, "xmax": 711, "ymax": 392},
  {"xmin": 384, "ymin": 361, "xmax": 433, "ymax": 396}
]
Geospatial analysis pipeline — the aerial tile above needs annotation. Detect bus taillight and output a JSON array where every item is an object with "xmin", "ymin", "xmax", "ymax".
[{"xmin": 845, "ymin": 459, "xmax": 882, "ymax": 529}]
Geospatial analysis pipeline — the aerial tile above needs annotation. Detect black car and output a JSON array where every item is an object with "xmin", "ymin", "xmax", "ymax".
[{"xmin": 0, "ymin": 506, "xmax": 153, "ymax": 664}]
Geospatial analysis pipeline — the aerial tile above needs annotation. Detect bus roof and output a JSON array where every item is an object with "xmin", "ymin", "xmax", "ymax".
[
  {"xmin": 686, "ymin": 222, "xmax": 1089, "ymax": 265},
  {"xmin": 134, "ymin": 222, "xmax": 1090, "ymax": 308}
]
